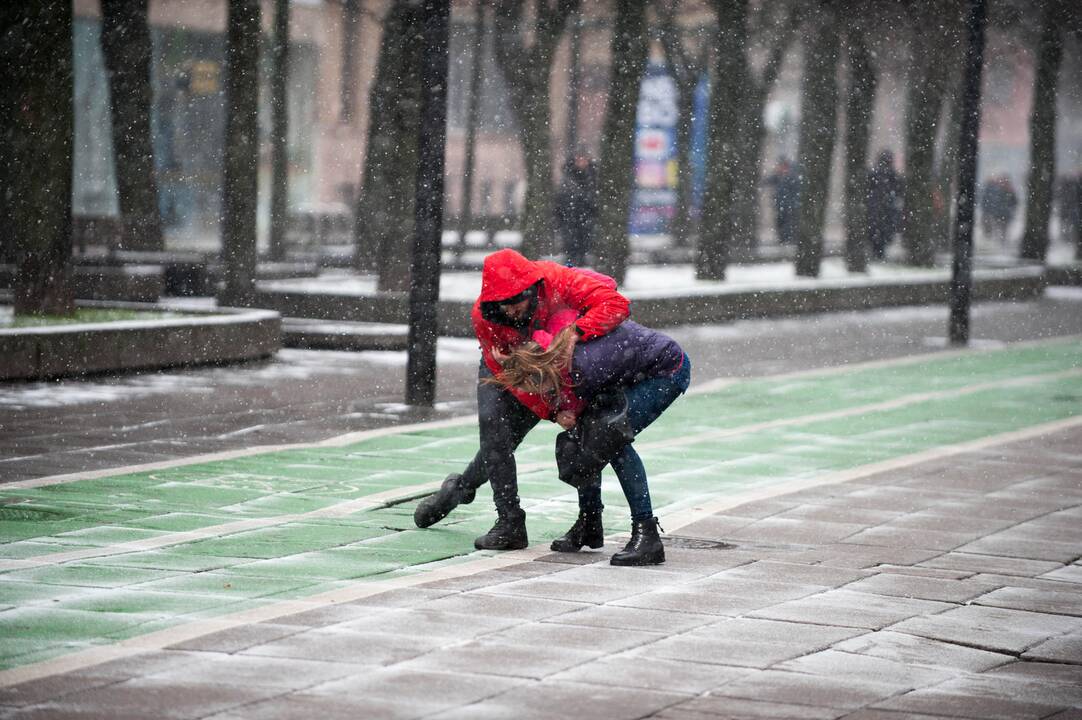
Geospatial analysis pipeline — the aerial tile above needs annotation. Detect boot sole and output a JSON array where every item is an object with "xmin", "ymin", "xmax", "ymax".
[
  {"xmin": 549, "ymin": 538, "xmax": 604, "ymax": 553},
  {"xmin": 474, "ymin": 539, "xmax": 529, "ymax": 551},
  {"xmin": 610, "ymin": 551, "xmax": 665, "ymax": 566}
]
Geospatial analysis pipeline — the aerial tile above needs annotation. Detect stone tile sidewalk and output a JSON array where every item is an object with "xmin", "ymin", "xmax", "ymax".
[{"xmin": 1, "ymin": 425, "xmax": 1079, "ymax": 719}]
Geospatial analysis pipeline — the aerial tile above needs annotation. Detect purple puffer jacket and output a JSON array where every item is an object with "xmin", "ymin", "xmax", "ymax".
[{"xmin": 568, "ymin": 321, "xmax": 684, "ymax": 401}]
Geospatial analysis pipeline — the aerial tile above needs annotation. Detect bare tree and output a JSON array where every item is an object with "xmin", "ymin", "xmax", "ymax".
[
  {"xmin": 843, "ymin": 28, "xmax": 877, "ymax": 273},
  {"xmin": 1, "ymin": 2, "xmax": 75, "ymax": 316},
  {"xmin": 654, "ymin": 0, "xmax": 710, "ymax": 248},
  {"xmin": 902, "ymin": 1, "xmax": 963, "ymax": 268},
  {"xmin": 594, "ymin": 0, "xmax": 650, "ymax": 283},
  {"xmin": 1020, "ymin": 0, "xmax": 1068, "ymax": 261},
  {"xmin": 352, "ymin": 1, "xmax": 424, "ymax": 291},
  {"xmin": 794, "ymin": 3, "xmax": 840, "ymax": 278},
  {"xmin": 697, "ymin": 0, "xmax": 749, "ymax": 281},
  {"xmin": 492, "ymin": 0, "xmax": 579, "ymax": 259},
  {"xmin": 219, "ymin": 0, "xmax": 261, "ymax": 306},
  {"xmin": 268, "ymin": 0, "xmax": 291, "ymax": 262},
  {"xmin": 100, "ymin": 0, "xmax": 163, "ymax": 252}
]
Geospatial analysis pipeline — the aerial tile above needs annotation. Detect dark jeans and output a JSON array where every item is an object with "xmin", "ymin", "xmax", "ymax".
[
  {"xmin": 460, "ymin": 361, "xmax": 539, "ymax": 514},
  {"xmin": 578, "ymin": 354, "xmax": 692, "ymax": 520}
]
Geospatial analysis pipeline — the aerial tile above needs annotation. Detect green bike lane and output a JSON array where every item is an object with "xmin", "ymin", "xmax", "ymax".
[{"xmin": 1, "ymin": 337, "xmax": 1080, "ymax": 674}]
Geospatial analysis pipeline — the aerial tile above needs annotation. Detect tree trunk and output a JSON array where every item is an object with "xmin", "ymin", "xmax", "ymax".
[
  {"xmin": 1, "ymin": 3, "xmax": 75, "ymax": 316},
  {"xmin": 594, "ymin": 0, "xmax": 649, "ymax": 284},
  {"xmin": 492, "ymin": 1, "xmax": 578, "ymax": 260},
  {"xmin": 902, "ymin": 12, "xmax": 955, "ymax": 268},
  {"xmin": 933, "ymin": 69, "xmax": 964, "ymax": 255},
  {"xmin": 1020, "ymin": 1, "xmax": 1064, "ymax": 262},
  {"xmin": 219, "ymin": 0, "xmax": 261, "ymax": 306},
  {"xmin": 843, "ymin": 30, "xmax": 877, "ymax": 273},
  {"xmin": 794, "ymin": 8, "xmax": 840, "ymax": 278},
  {"xmin": 100, "ymin": 0, "xmax": 163, "ymax": 252},
  {"xmin": 352, "ymin": 0, "xmax": 424, "ymax": 291},
  {"xmin": 268, "ymin": 0, "xmax": 290, "ymax": 262},
  {"xmin": 698, "ymin": 0, "xmax": 750, "ymax": 281},
  {"xmin": 729, "ymin": 99, "xmax": 765, "ymax": 256}
]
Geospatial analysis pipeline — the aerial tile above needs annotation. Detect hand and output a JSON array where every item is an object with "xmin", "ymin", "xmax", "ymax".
[
  {"xmin": 555, "ymin": 411, "xmax": 577, "ymax": 430},
  {"xmin": 491, "ymin": 347, "xmax": 509, "ymax": 364}
]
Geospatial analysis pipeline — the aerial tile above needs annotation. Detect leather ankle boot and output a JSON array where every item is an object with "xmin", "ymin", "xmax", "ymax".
[
  {"xmin": 610, "ymin": 517, "xmax": 665, "ymax": 566},
  {"xmin": 474, "ymin": 507, "xmax": 528, "ymax": 550},
  {"xmin": 550, "ymin": 510, "xmax": 604, "ymax": 552},
  {"xmin": 414, "ymin": 474, "xmax": 475, "ymax": 528}
]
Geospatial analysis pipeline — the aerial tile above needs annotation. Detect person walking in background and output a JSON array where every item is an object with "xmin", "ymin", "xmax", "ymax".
[
  {"xmin": 866, "ymin": 150, "xmax": 904, "ymax": 261},
  {"xmin": 555, "ymin": 150, "xmax": 599, "ymax": 267},
  {"xmin": 980, "ymin": 174, "xmax": 1019, "ymax": 247},
  {"xmin": 490, "ymin": 320, "xmax": 691, "ymax": 566},
  {"xmin": 764, "ymin": 156, "xmax": 800, "ymax": 246}
]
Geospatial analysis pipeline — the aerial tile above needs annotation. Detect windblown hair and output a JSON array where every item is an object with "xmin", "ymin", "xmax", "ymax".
[{"xmin": 485, "ymin": 327, "xmax": 577, "ymax": 399}]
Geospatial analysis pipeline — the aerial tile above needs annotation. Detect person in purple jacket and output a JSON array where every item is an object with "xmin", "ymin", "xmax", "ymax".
[{"xmin": 488, "ymin": 321, "xmax": 691, "ymax": 565}]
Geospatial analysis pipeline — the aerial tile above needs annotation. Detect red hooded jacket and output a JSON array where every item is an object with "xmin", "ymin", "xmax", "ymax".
[{"xmin": 472, "ymin": 249, "xmax": 630, "ymax": 419}]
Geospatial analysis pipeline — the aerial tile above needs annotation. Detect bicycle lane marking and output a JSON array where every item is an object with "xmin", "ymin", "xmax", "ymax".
[
  {"xmin": 3, "ymin": 364, "xmax": 1080, "ymax": 573},
  {"xmin": 2, "ymin": 412, "xmax": 1079, "ymax": 689},
  {"xmin": 12, "ymin": 332, "xmax": 1081, "ymax": 491}
]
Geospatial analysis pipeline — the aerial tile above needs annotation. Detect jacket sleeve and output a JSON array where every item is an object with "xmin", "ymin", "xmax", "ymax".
[
  {"xmin": 554, "ymin": 266, "xmax": 630, "ymax": 341},
  {"xmin": 473, "ymin": 306, "xmax": 556, "ymax": 420}
]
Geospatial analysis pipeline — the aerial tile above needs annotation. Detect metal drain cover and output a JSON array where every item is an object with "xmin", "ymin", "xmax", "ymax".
[{"xmin": 663, "ymin": 536, "xmax": 737, "ymax": 550}]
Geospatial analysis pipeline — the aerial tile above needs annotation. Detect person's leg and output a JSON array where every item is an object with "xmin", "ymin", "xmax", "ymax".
[{"xmin": 415, "ymin": 361, "xmax": 537, "ymax": 529}]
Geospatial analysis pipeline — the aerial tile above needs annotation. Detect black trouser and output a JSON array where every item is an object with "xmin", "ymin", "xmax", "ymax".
[{"xmin": 459, "ymin": 361, "xmax": 540, "ymax": 514}]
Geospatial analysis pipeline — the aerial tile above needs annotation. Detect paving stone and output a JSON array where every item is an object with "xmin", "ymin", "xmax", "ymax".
[
  {"xmin": 0, "ymin": 673, "xmax": 119, "ymax": 708},
  {"xmin": 22, "ymin": 677, "xmax": 282, "ymax": 720},
  {"xmin": 706, "ymin": 560, "xmax": 871, "ymax": 588},
  {"xmin": 480, "ymin": 577, "xmax": 646, "ymax": 604},
  {"xmin": 545, "ymin": 563, "xmax": 708, "ymax": 591},
  {"xmin": 953, "ymin": 535, "xmax": 1081, "ymax": 563},
  {"xmin": 62, "ymin": 650, "xmax": 206, "ymax": 681},
  {"xmin": 842, "ymin": 525, "xmax": 977, "ymax": 551},
  {"xmin": 918, "ymin": 552, "xmax": 1065, "ymax": 577},
  {"xmin": 541, "ymin": 604, "xmax": 718, "ymax": 634},
  {"xmin": 487, "ymin": 621, "xmax": 662, "ymax": 654},
  {"xmin": 675, "ymin": 514, "xmax": 759, "ymax": 538},
  {"xmin": 1039, "ymin": 563, "xmax": 1082, "ymax": 584},
  {"xmin": 209, "ymin": 692, "xmax": 445, "ymax": 720},
  {"xmin": 873, "ymin": 564, "xmax": 972, "ymax": 579},
  {"xmin": 982, "ymin": 659, "xmax": 1082, "ymax": 688},
  {"xmin": 335, "ymin": 607, "xmax": 517, "ymax": 638},
  {"xmin": 665, "ymin": 696, "xmax": 846, "ymax": 719},
  {"xmin": 972, "ymin": 585, "xmax": 1082, "ymax": 617},
  {"xmin": 777, "ymin": 647, "xmax": 955, "ymax": 691},
  {"xmin": 889, "ymin": 605, "xmax": 1082, "ymax": 654},
  {"xmin": 547, "ymin": 655, "xmax": 751, "ymax": 695},
  {"xmin": 165, "ymin": 622, "xmax": 304, "ymax": 653},
  {"xmin": 705, "ymin": 669, "xmax": 903, "ymax": 710},
  {"xmin": 260, "ymin": 602, "xmax": 386, "ymax": 628},
  {"xmin": 871, "ymin": 675, "xmax": 1076, "ymax": 720},
  {"xmin": 419, "ymin": 679, "xmax": 687, "ymax": 720},
  {"xmin": 727, "ymin": 518, "xmax": 868, "ymax": 546},
  {"xmin": 781, "ymin": 543, "xmax": 940, "ymax": 569},
  {"xmin": 416, "ymin": 591, "xmax": 589, "ymax": 620},
  {"xmin": 840, "ymin": 711, "xmax": 958, "ymax": 720},
  {"xmin": 843, "ymin": 572, "xmax": 998, "ymax": 603},
  {"xmin": 771, "ymin": 504, "xmax": 903, "ymax": 526},
  {"xmin": 885, "ymin": 510, "xmax": 1017, "ymax": 535},
  {"xmin": 144, "ymin": 653, "xmax": 355, "ymax": 690},
  {"xmin": 393, "ymin": 639, "xmax": 601, "ymax": 680},
  {"xmin": 640, "ymin": 618, "xmax": 862, "ymax": 669},
  {"xmin": 296, "ymin": 666, "xmax": 524, "ymax": 709},
  {"xmin": 1021, "ymin": 631, "xmax": 1082, "ymax": 663},
  {"xmin": 239, "ymin": 627, "xmax": 441, "ymax": 665},
  {"xmin": 832, "ymin": 630, "xmax": 1013, "ymax": 674},
  {"xmin": 749, "ymin": 588, "xmax": 952, "ymax": 630}
]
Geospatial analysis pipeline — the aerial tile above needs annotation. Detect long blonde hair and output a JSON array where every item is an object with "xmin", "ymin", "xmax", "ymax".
[{"xmin": 486, "ymin": 327, "xmax": 577, "ymax": 399}]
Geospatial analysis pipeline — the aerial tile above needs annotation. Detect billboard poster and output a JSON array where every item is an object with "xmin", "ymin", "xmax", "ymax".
[{"xmin": 629, "ymin": 63, "xmax": 710, "ymax": 236}]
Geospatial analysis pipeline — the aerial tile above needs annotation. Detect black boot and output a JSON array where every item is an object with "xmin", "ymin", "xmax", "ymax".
[
  {"xmin": 414, "ymin": 474, "xmax": 476, "ymax": 529},
  {"xmin": 610, "ymin": 517, "xmax": 665, "ymax": 566},
  {"xmin": 474, "ymin": 507, "xmax": 528, "ymax": 550},
  {"xmin": 550, "ymin": 510, "xmax": 604, "ymax": 552}
]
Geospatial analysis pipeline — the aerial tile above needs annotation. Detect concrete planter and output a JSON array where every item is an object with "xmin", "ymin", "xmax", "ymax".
[{"xmin": 0, "ymin": 302, "xmax": 280, "ymax": 381}]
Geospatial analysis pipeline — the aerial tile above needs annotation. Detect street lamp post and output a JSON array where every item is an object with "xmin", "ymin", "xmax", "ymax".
[
  {"xmin": 949, "ymin": 0, "xmax": 988, "ymax": 346},
  {"xmin": 406, "ymin": 0, "xmax": 451, "ymax": 406}
]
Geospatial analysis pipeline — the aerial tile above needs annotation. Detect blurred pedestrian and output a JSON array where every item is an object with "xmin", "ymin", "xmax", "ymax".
[
  {"xmin": 866, "ymin": 150, "xmax": 904, "ymax": 261},
  {"xmin": 980, "ymin": 174, "xmax": 1019, "ymax": 246},
  {"xmin": 555, "ymin": 150, "xmax": 599, "ymax": 267},
  {"xmin": 1056, "ymin": 172, "xmax": 1081, "ymax": 248},
  {"xmin": 765, "ymin": 156, "xmax": 800, "ymax": 245}
]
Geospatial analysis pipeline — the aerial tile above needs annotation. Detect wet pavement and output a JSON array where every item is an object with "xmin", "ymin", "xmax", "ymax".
[{"xmin": 0, "ymin": 291, "xmax": 1080, "ymax": 718}]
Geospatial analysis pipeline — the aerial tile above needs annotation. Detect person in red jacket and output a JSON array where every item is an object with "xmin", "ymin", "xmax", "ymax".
[{"xmin": 413, "ymin": 249, "xmax": 630, "ymax": 551}]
